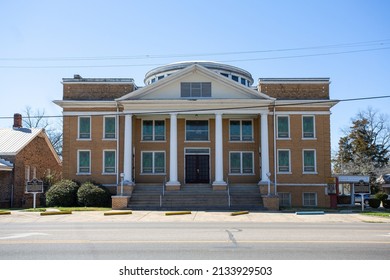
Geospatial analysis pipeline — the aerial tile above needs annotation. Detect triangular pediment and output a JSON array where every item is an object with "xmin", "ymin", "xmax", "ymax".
[{"xmin": 116, "ymin": 64, "xmax": 273, "ymax": 101}]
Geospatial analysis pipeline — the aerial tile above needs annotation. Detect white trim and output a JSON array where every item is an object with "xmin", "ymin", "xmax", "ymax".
[
  {"xmin": 54, "ymin": 100, "xmax": 118, "ymax": 109},
  {"xmin": 277, "ymin": 149, "xmax": 291, "ymax": 174},
  {"xmin": 140, "ymin": 150, "xmax": 166, "ymax": 175},
  {"xmin": 276, "ymin": 115, "xmax": 290, "ymax": 139},
  {"xmin": 103, "ymin": 115, "xmax": 117, "ymax": 140},
  {"xmin": 77, "ymin": 149, "xmax": 91, "ymax": 175},
  {"xmin": 102, "ymin": 149, "xmax": 116, "ymax": 175},
  {"xmin": 78, "ymin": 116, "xmax": 91, "ymax": 140},
  {"xmin": 228, "ymin": 151, "xmax": 255, "ymax": 175},
  {"xmin": 302, "ymin": 115, "xmax": 316, "ymax": 139},
  {"xmin": 302, "ymin": 149, "xmax": 317, "ymax": 174},
  {"xmin": 271, "ymin": 111, "xmax": 331, "ymax": 115}
]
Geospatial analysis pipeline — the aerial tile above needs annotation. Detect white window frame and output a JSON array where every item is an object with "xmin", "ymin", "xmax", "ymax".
[
  {"xmin": 77, "ymin": 150, "xmax": 91, "ymax": 175},
  {"xmin": 185, "ymin": 120, "xmax": 210, "ymax": 142},
  {"xmin": 279, "ymin": 192, "xmax": 291, "ymax": 207},
  {"xmin": 302, "ymin": 115, "xmax": 316, "ymax": 139},
  {"xmin": 141, "ymin": 151, "xmax": 166, "ymax": 175},
  {"xmin": 229, "ymin": 151, "xmax": 255, "ymax": 175},
  {"xmin": 103, "ymin": 150, "xmax": 116, "ymax": 175},
  {"xmin": 302, "ymin": 149, "xmax": 317, "ymax": 174},
  {"xmin": 103, "ymin": 116, "xmax": 117, "ymax": 140},
  {"xmin": 142, "ymin": 120, "xmax": 166, "ymax": 141},
  {"xmin": 303, "ymin": 192, "xmax": 317, "ymax": 207},
  {"xmin": 25, "ymin": 165, "xmax": 30, "ymax": 182},
  {"xmin": 277, "ymin": 115, "xmax": 290, "ymax": 139},
  {"xmin": 78, "ymin": 116, "xmax": 91, "ymax": 140},
  {"xmin": 229, "ymin": 119, "xmax": 254, "ymax": 142},
  {"xmin": 277, "ymin": 149, "xmax": 291, "ymax": 174}
]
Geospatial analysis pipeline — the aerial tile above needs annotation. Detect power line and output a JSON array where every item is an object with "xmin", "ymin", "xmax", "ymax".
[
  {"xmin": 0, "ymin": 41, "xmax": 389, "ymax": 69},
  {"xmin": 1, "ymin": 95, "xmax": 389, "ymax": 120}
]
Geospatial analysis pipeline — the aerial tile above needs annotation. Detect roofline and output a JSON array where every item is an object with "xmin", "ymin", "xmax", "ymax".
[
  {"xmin": 62, "ymin": 77, "xmax": 136, "ymax": 85},
  {"xmin": 259, "ymin": 78, "xmax": 330, "ymax": 84},
  {"xmin": 54, "ymin": 100, "xmax": 118, "ymax": 108}
]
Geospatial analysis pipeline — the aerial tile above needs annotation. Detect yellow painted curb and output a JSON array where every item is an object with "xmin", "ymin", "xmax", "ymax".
[
  {"xmin": 40, "ymin": 211, "xmax": 72, "ymax": 216},
  {"xmin": 165, "ymin": 211, "xmax": 192, "ymax": 216},
  {"xmin": 231, "ymin": 211, "xmax": 249, "ymax": 216},
  {"xmin": 104, "ymin": 211, "xmax": 133, "ymax": 216},
  {"xmin": 0, "ymin": 211, "xmax": 11, "ymax": 215}
]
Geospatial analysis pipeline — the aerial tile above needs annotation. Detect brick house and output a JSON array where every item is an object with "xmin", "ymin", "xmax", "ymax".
[
  {"xmin": 0, "ymin": 114, "xmax": 62, "ymax": 208},
  {"xmin": 54, "ymin": 61, "xmax": 337, "ymax": 209}
]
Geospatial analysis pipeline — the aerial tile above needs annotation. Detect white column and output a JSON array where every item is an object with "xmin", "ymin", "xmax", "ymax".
[
  {"xmin": 213, "ymin": 112, "xmax": 226, "ymax": 186},
  {"xmin": 167, "ymin": 113, "xmax": 180, "ymax": 186},
  {"xmin": 260, "ymin": 112, "xmax": 270, "ymax": 183},
  {"xmin": 123, "ymin": 114, "xmax": 133, "ymax": 184}
]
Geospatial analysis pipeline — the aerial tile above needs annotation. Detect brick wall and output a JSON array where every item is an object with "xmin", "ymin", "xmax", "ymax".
[{"xmin": 63, "ymin": 83, "xmax": 135, "ymax": 100}]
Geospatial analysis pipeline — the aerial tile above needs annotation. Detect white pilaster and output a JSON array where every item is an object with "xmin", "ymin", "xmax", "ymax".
[
  {"xmin": 213, "ymin": 112, "xmax": 226, "ymax": 188},
  {"xmin": 123, "ymin": 114, "xmax": 133, "ymax": 184},
  {"xmin": 166, "ymin": 113, "xmax": 180, "ymax": 188},
  {"xmin": 260, "ymin": 112, "xmax": 270, "ymax": 183}
]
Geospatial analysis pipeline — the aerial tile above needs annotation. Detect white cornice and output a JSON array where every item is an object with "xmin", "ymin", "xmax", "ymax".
[{"xmin": 53, "ymin": 100, "xmax": 118, "ymax": 108}]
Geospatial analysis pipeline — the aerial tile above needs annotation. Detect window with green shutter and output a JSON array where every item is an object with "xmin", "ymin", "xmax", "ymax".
[
  {"xmin": 104, "ymin": 150, "xmax": 116, "ymax": 173},
  {"xmin": 277, "ymin": 116, "xmax": 289, "ymax": 138},
  {"xmin": 278, "ymin": 150, "xmax": 290, "ymax": 173},
  {"xmin": 78, "ymin": 150, "xmax": 90, "ymax": 174},
  {"xmin": 79, "ymin": 117, "xmax": 91, "ymax": 139},
  {"xmin": 303, "ymin": 150, "xmax": 316, "ymax": 173},
  {"xmin": 104, "ymin": 117, "xmax": 116, "ymax": 139},
  {"xmin": 302, "ymin": 116, "xmax": 315, "ymax": 138}
]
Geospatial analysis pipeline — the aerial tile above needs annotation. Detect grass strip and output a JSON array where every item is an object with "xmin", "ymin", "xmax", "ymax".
[
  {"xmin": 104, "ymin": 211, "xmax": 133, "ymax": 216},
  {"xmin": 165, "ymin": 211, "xmax": 192, "ymax": 216},
  {"xmin": 231, "ymin": 211, "xmax": 249, "ymax": 216}
]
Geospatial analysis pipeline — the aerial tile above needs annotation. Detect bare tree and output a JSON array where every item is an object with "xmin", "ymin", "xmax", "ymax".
[{"xmin": 23, "ymin": 106, "xmax": 63, "ymax": 157}]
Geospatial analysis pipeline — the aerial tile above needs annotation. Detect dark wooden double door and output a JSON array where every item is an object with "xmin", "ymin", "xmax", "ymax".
[{"xmin": 185, "ymin": 155, "xmax": 209, "ymax": 184}]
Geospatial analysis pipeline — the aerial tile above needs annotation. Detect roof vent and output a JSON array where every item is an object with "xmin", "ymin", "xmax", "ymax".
[{"xmin": 74, "ymin": 74, "xmax": 82, "ymax": 79}]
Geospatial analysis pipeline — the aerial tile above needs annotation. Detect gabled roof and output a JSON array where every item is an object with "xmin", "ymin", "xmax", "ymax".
[
  {"xmin": 116, "ymin": 63, "xmax": 274, "ymax": 101},
  {"xmin": 0, "ymin": 128, "xmax": 61, "ymax": 164}
]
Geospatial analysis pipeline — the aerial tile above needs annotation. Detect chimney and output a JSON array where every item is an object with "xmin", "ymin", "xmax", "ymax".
[{"xmin": 13, "ymin": 113, "xmax": 22, "ymax": 129}]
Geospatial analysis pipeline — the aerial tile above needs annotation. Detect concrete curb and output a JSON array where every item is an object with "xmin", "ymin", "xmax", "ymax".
[
  {"xmin": 231, "ymin": 211, "xmax": 249, "ymax": 216},
  {"xmin": 0, "ymin": 211, "xmax": 11, "ymax": 215},
  {"xmin": 40, "ymin": 211, "xmax": 72, "ymax": 216},
  {"xmin": 165, "ymin": 211, "xmax": 192, "ymax": 216},
  {"xmin": 104, "ymin": 211, "xmax": 133, "ymax": 216}
]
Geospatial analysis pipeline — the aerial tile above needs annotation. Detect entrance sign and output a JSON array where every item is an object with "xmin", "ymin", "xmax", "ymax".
[
  {"xmin": 326, "ymin": 177, "xmax": 337, "ymax": 194},
  {"xmin": 354, "ymin": 179, "xmax": 370, "ymax": 194}
]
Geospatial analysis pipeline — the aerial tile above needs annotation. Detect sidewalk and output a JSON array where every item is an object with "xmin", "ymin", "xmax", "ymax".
[{"xmin": 1, "ymin": 210, "xmax": 389, "ymax": 224}]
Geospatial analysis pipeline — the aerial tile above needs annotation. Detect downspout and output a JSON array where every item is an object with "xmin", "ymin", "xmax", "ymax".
[
  {"xmin": 273, "ymin": 100, "xmax": 277, "ymax": 195},
  {"xmin": 115, "ymin": 101, "xmax": 120, "ymax": 186}
]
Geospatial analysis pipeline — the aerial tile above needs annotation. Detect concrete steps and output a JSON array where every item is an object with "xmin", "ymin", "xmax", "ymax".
[{"xmin": 128, "ymin": 183, "xmax": 264, "ymax": 210}]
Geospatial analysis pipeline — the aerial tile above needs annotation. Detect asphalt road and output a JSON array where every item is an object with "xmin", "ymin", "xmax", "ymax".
[{"xmin": 0, "ymin": 221, "xmax": 389, "ymax": 260}]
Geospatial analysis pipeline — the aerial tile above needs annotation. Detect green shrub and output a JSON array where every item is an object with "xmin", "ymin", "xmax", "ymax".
[
  {"xmin": 368, "ymin": 198, "xmax": 381, "ymax": 209},
  {"xmin": 374, "ymin": 192, "xmax": 389, "ymax": 201},
  {"xmin": 383, "ymin": 200, "xmax": 390, "ymax": 209},
  {"xmin": 77, "ymin": 182, "xmax": 111, "ymax": 207},
  {"xmin": 46, "ymin": 180, "xmax": 79, "ymax": 207}
]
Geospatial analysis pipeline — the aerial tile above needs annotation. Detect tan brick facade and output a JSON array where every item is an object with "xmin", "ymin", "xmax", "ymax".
[{"xmin": 56, "ymin": 63, "xmax": 336, "ymax": 208}]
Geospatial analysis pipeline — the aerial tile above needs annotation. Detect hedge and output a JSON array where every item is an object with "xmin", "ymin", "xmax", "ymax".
[
  {"xmin": 46, "ymin": 180, "xmax": 79, "ymax": 207},
  {"xmin": 77, "ymin": 182, "xmax": 111, "ymax": 207}
]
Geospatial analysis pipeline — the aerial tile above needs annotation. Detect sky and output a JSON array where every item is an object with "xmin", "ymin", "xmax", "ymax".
[{"xmin": 0, "ymin": 0, "xmax": 389, "ymax": 154}]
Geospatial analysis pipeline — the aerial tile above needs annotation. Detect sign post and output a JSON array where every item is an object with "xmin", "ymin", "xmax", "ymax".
[{"xmin": 26, "ymin": 178, "xmax": 44, "ymax": 209}]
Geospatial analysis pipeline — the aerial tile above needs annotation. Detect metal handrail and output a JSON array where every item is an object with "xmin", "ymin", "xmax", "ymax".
[{"xmin": 227, "ymin": 177, "xmax": 231, "ymax": 208}]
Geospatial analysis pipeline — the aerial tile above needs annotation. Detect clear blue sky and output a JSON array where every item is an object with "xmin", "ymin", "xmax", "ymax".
[{"xmin": 1, "ymin": 0, "xmax": 389, "ymax": 153}]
